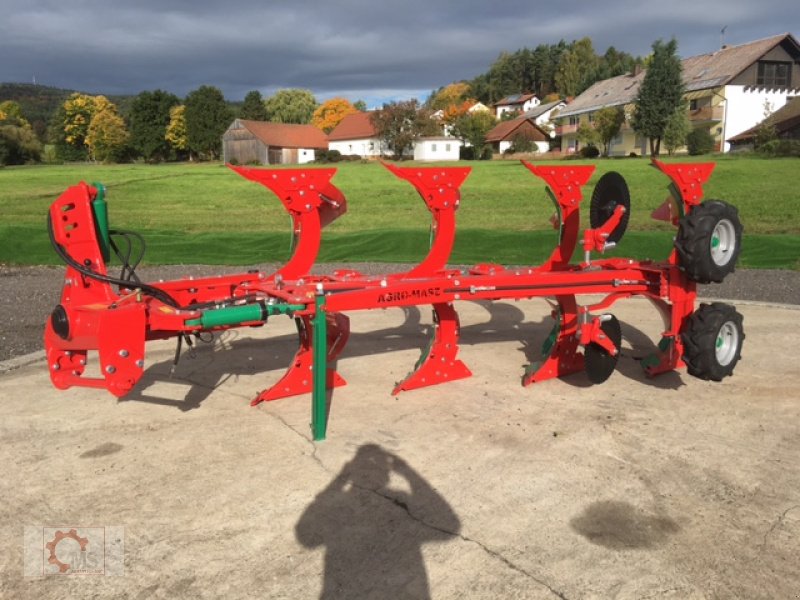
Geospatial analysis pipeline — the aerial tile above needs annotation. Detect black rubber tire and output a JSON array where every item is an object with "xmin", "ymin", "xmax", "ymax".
[
  {"xmin": 590, "ymin": 172, "xmax": 631, "ymax": 244},
  {"xmin": 675, "ymin": 200, "xmax": 742, "ymax": 284},
  {"xmin": 681, "ymin": 302, "xmax": 744, "ymax": 381},
  {"xmin": 585, "ymin": 315, "xmax": 622, "ymax": 384}
]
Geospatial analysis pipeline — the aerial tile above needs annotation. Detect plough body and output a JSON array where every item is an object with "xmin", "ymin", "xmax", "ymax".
[{"xmin": 44, "ymin": 160, "xmax": 745, "ymax": 440}]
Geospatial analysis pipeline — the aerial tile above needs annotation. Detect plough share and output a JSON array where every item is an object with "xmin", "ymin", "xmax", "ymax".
[{"xmin": 44, "ymin": 160, "xmax": 745, "ymax": 440}]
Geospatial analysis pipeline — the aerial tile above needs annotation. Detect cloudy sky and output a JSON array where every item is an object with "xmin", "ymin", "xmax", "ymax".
[{"xmin": 1, "ymin": 1, "xmax": 796, "ymax": 104}]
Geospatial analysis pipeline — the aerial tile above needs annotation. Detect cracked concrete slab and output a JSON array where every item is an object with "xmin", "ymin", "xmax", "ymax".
[{"xmin": 1, "ymin": 298, "xmax": 798, "ymax": 599}]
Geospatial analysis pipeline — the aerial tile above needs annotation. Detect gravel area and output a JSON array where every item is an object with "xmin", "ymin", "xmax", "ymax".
[{"xmin": 1, "ymin": 263, "xmax": 798, "ymax": 363}]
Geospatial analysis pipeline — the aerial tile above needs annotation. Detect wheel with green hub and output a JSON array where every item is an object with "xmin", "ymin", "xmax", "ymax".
[
  {"xmin": 681, "ymin": 303, "xmax": 744, "ymax": 381},
  {"xmin": 675, "ymin": 200, "xmax": 742, "ymax": 283}
]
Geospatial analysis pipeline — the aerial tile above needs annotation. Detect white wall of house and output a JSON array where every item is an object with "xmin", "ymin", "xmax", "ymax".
[
  {"xmin": 329, "ymin": 138, "xmax": 383, "ymax": 157},
  {"xmin": 534, "ymin": 102, "xmax": 566, "ymax": 137},
  {"xmin": 496, "ymin": 97, "xmax": 540, "ymax": 118},
  {"xmin": 722, "ymin": 85, "xmax": 798, "ymax": 151},
  {"xmin": 298, "ymin": 148, "xmax": 316, "ymax": 164},
  {"xmin": 413, "ymin": 138, "xmax": 462, "ymax": 161},
  {"xmin": 499, "ymin": 140, "xmax": 550, "ymax": 154}
]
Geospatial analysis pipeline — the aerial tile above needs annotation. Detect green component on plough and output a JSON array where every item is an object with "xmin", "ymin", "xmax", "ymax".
[
  {"xmin": 90, "ymin": 182, "xmax": 110, "ymax": 263},
  {"xmin": 185, "ymin": 302, "xmax": 306, "ymax": 329},
  {"xmin": 312, "ymin": 293, "xmax": 328, "ymax": 441}
]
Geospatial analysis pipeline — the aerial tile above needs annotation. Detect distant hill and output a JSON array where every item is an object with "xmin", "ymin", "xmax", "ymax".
[
  {"xmin": 0, "ymin": 82, "xmax": 242, "ymax": 142},
  {"xmin": 0, "ymin": 83, "xmax": 135, "ymax": 141},
  {"xmin": 0, "ymin": 83, "xmax": 75, "ymax": 139}
]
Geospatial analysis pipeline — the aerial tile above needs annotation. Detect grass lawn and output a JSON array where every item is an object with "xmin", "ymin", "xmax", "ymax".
[{"xmin": 1, "ymin": 155, "xmax": 798, "ymax": 269}]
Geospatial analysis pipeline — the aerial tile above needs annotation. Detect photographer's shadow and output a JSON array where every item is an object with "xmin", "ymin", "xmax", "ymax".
[{"xmin": 296, "ymin": 444, "xmax": 460, "ymax": 599}]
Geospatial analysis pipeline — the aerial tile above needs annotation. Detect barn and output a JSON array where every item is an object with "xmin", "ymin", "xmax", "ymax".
[{"xmin": 222, "ymin": 119, "xmax": 328, "ymax": 165}]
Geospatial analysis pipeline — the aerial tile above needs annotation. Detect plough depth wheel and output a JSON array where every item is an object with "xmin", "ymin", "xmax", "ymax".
[
  {"xmin": 675, "ymin": 200, "xmax": 743, "ymax": 283},
  {"xmin": 681, "ymin": 302, "xmax": 744, "ymax": 381}
]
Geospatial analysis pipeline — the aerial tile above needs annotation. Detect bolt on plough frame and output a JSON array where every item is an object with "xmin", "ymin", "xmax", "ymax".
[{"xmin": 44, "ymin": 160, "xmax": 745, "ymax": 440}]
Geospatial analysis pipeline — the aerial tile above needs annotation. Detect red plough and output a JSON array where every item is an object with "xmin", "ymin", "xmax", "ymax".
[{"xmin": 44, "ymin": 161, "xmax": 745, "ymax": 440}]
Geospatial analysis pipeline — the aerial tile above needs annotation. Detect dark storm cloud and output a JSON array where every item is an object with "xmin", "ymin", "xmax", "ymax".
[{"xmin": 1, "ymin": 0, "xmax": 796, "ymax": 101}]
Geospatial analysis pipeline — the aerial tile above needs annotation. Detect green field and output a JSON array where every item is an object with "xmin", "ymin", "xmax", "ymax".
[{"xmin": 1, "ymin": 156, "xmax": 798, "ymax": 269}]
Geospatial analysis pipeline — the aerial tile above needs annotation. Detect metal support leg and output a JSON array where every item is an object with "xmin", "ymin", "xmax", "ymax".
[
  {"xmin": 522, "ymin": 294, "xmax": 584, "ymax": 385},
  {"xmin": 312, "ymin": 293, "xmax": 328, "ymax": 441}
]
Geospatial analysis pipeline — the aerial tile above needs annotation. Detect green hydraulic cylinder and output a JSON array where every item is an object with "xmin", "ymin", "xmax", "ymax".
[
  {"xmin": 312, "ymin": 293, "xmax": 328, "ymax": 441},
  {"xmin": 185, "ymin": 302, "xmax": 306, "ymax": 329},
  {"xmin": 91, "ymin": 182, "xmax": 111, "ymax": 263}
]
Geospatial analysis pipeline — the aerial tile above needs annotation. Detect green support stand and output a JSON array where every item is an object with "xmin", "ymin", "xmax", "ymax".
[{"xmin": 312, "ymin": 293, "xmax": 329, "ymax": 441}]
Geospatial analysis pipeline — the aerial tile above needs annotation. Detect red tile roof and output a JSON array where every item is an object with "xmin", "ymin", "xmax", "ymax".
[
  {"xmin": 486, "ymin": 116, "xmax": 548, "ymax": 142},
  {"xmin": 237, "ymin": 119, "xmax": 328, "ymax": 149},
  {"xmin": 327, "ymin": 112, "xmax": 378, "ymax": 141},
  {"xmin": 494, "ymin": 93, "xmax": 538, "ymax": 107}
]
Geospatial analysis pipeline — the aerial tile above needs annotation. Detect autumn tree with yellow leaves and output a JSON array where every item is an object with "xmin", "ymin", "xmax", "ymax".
[
  {"xmin": 312, "ymin": 98, "xmax": 358, "ymax": 133},
  {"xmin": 48, "ymin": 93, "xmax": 131, "ymax": 162},
  {"xmin": 165, "ymin": 105, "xmax": 189, "ymax": 156},
  {"xmin": 86, "ymin": 103, "xmax": 130, "ymax": 162}
]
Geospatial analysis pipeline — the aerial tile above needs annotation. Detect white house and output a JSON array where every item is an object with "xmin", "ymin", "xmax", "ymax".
[
  {"xmin": 328, "ymin": 111, "xmax": 462, "ymax": 161},
  {"xmin": 327, "ymin": 112, "xmax": 384, "ymax": 157},
  {"xmin": 494, "ymin": 93, "xmax": 540, "ymax": 118},
  {"xmin": 413, "ymin": 137, "xmax": 462, "ymax": 161},
  {"xmin": 556, "ymin": 33, "xmax": 800, "ymax": 155}
]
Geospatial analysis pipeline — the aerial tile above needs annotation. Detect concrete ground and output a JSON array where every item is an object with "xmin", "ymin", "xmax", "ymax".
[{"xmin": 1, "ymin": 297, "xmax": 798, "ymax": 599}]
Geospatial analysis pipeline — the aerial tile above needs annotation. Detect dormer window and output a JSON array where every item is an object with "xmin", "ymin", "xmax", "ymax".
[{"xmin": 757, "ymin": 61, "xmax": 791, "ymax": 87}]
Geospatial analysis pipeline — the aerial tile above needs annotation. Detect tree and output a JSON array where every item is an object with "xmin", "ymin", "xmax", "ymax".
[
  {"xmin": 0, "ymin": 102, "xmax": 41, "ymax": 165},
  {"xmin": 353, "ymin": 100, "xmax": 367, "ymax": 112},
  {"xmin": 165, "ymin": 105, "xmax": 189, "ymax": 157},
  {"xmin": 663, "ymin": 103, "xmax": 691, "ymax": 155},
  {"xmin": 686, "ymin": 128, "xmax": 715, "ymax": 155},
  {"xmin": 451, "ymin": 111, "xmax": 496, "ymax": 160},
  {"xmin": 240, "ymin": 90, "xmax": 267, "ymax": 121},
  {"xmin": 86, "ymin": 105, "xmax": 130, "ymax": 162},
  {"xmin": 0, "ymin": 125, "xmax": 42, "ymax": 165},
  {"xmin": 754, "ymin": 99, "xmax": 778, "ymax": 149},
  {"xmin": 429, "ymin": 82, "xmax": 471, "ymax": 111},
  {"xmin": 555, "ymin": 38, "xmax": 599, "ymax": 97},
  {"xmin": 593, "ymin": 106, "xmax": 625, "ymax": 156},
  {"xmin": 312, "ymin": 98, "xmax": 358, "ymax": 133},
  {"xmin": 596, "ymin": 46, "xmax": 640, "ymax": 81},
  {"xmin": 264, "ymin": 88, "xmax": 317, "ymax": 124},
  {"xmin": 576, "ymin": 123, "xmax": 600, "ymax": 149},
  {"xmin": 442, "ymin": 100, "xmax": 474, "ymax": 127},
  {"xmin": 0, "ymin": 101, "xmax": 30, "ymax": 128},
  {"xmin": 508, "ymin": 130, "xmax": 538, "ymax": 154},
  {"xmin": 632, "ymin": 38, "xmax": 685, "ymax": 157},
  {"xmin": 370, "ymin": 100, "xmax": 439, "ymax": 158},
  {"xmin": 184, "ymin": 85, "xmax": 232, "ymax": 160},
  {"xmin": 53, "ymin": 93, "xmax": 111, "ymax": 160},
  {"xmin": 129, "ymin": 90, "xmax": 180, "ymax": 162}
]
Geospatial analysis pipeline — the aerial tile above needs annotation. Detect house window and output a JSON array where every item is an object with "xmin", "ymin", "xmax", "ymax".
[
  {"xmin": 431, "ymin": 144, "xmax": 437, "ymax": 152},
  {"xmin": 369, "ymin": 142, "xmax": 374, "ymax": 151},
  {"xmin": 611, "ymin": 133, "xmax": 623, "ymax": 145},
  {"xmin": 757, "ymin": 61, "xmax": 792, "ymax": 87},
  {"xmin": 588, "ymin": 113, "xmax": 595, "ymax": 123},
  {"xmin": 445, "ymin": 144, "xmax": 451, "ymax": 152},
  {"xmin": 689, "ymin": 99, "xmax": 698, "ymax": 111},
  {"xmin": 569, "ymin": 116, "xmax": 579, "ymax": 125},
  {"xmin": 348, "ymin": 144, "xmax": 353, "ymax": 151}
]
